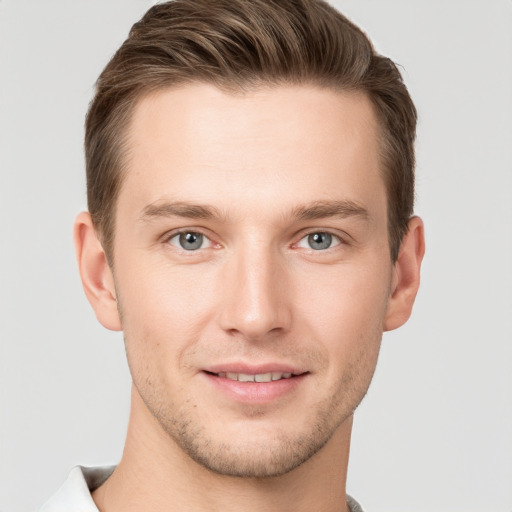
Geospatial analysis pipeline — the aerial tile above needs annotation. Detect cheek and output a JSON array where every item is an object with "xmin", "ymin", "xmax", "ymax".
[
  {"xmin": 115, "ymin": 261, "xmax": 219, "ymax": 367},
  {"xmin": 294, "ymin": 261, "xmax": 391, "ymax": 358}
]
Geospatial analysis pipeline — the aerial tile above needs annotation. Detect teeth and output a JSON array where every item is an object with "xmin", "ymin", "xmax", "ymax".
[
  {"xmin": 217, "ymin": 372, "xmax": 294, "ymax": 382},
  {"xmin": 255, "ymin": 373, "xmax": 272, "ymax": 382},
  {"xmin": 238, "ymin": 373, "xmax": 255, "ymax": 382}
]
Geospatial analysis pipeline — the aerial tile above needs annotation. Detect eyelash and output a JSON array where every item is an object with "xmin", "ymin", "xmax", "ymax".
[
  {"xmin": 295, "ymin": 231, "xmax": 344, "ymax": 251},
  {"xmin": 164, "ymin": 229, "xmax": 215, "ymax": 252},
  {"xmin": 162, "ymin": 228, "xmax": 347, "ymax": 253}
]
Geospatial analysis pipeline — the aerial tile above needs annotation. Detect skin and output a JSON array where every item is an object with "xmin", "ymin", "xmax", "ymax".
[{"xmin": 75, "ymin": 83, "xmax": 424, "ymax": 512}]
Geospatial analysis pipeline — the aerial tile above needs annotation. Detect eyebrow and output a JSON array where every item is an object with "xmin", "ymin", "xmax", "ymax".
[
  {"xmin": 139, "ymin": 201, "xmax": 222, "ymax": 222},
  {"xmin": 291, "ymin": 200, "xmax": 370, "ymax": 222},
  {"xmin": 139, "ymin": 199, "xmax": 369, "ymax": 223}
]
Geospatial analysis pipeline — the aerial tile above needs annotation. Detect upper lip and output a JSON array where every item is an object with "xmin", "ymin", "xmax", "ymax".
[{"xmin": 204, "ymin": 362, "xmax": 307, "ymax": 375}]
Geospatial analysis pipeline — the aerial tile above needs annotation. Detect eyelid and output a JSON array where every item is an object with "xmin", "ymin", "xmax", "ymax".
[
  {"xmin": 161, "ymin": 227, "xmax": 219, "ymax": 250},
  {"xmin": 169, "ymin": 232, "xmax": 211, "ymax": 250},
  {"xmin": 159, "ymin": 227, "xmax": 350, "ymax": 252},
  {"xmin": 293, "ymin": 229, "xmax": 348, "ymax": 250}
]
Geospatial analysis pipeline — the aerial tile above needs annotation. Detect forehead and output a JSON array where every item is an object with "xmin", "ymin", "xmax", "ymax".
[{"xmin": 120, "ymin": 83, "xmax": 386, "ymax": 222}]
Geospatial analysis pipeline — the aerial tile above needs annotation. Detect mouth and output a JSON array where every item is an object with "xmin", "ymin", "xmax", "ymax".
[
  {"xmin": 206, "ymin": 371, "xmax": 300, "ymax": 382},
  {"xmin": 202, "ymin": 367, "xmax": 308, "ymax": 404}
]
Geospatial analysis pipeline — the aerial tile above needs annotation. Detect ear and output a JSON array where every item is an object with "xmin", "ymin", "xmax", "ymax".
[
  {"xmin": 384, "ymin": 216, "xmax": 425, "ymax": 332},
  {"xmin": 74, "ymin": 211, "xmax": 122, "ymax": 331}
]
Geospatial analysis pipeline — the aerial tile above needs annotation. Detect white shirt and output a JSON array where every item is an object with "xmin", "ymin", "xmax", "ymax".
[
  {"xmin": 39, "ymin": 466, "xmax": 365, "ymax": 512},
  {"xmin": 39, "ymin": 466, "xmax": 114, "ymax": 512}
]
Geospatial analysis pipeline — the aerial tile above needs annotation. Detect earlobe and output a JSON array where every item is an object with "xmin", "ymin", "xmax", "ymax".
[
  {"xmin": 384, "ymin": 216, "xmax": 425, "ymax": 332},
  {"xmin": 73, "ymin": 212, "xmax": 122, "ymax": 331}
]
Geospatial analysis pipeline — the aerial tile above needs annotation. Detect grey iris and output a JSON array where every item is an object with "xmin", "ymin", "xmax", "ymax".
[
  {"xmin": 308, "ymin": 232, "xmax": 332, "ymax": 250},
  {"xmin": 179, "ymin": 232, "xmax": 203, "ymax": 250}
]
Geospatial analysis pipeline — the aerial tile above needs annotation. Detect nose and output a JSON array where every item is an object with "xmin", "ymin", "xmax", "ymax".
[{"xmin": 218, "ymin": 242, "xmax": 292, "ymax": 340}]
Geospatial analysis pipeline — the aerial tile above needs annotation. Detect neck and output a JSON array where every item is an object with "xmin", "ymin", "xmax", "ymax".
[{"xmin": 93, "ymin": 386, "xmax": 352, "ymax": 512}]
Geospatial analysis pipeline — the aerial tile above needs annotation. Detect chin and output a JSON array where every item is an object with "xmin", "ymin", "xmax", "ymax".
[
  {"xmin": 172, "ymin": 427, "xmax": 333, "ymax": 478},
  {"xmin": 156, "ymin": 399, "xmax": 352, "ymax": 479}
]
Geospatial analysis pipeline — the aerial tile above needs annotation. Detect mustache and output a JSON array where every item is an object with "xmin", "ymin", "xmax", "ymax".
[{"xmin": 181, "ymin": 338, "xmax": 328, "ymax": 371}]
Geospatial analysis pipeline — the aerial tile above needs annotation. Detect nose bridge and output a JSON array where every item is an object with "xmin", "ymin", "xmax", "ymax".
[{"xmin": 219, "ymin": 235, "xmax": 291, "ymax": 338}]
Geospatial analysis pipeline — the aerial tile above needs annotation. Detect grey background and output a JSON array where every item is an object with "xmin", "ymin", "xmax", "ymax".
[{"xmin": 1, "ymin": 1, "xmax": 511, "ymax": 510}]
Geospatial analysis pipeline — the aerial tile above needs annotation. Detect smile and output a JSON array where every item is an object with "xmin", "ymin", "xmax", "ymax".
[
  {"xmin": 203, "ymin": 368, "xmax": 308, "ymax": 404},
  {"xmin": 215, "ymin": 372, "xmax": 294, "ymax": 382}
]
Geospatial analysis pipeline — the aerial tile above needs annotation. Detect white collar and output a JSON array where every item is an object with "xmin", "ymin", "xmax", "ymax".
[
  {"xmin": 39, "ymin": 465, "xmax": 364, "ymax": 512},
  {"xmin": 39, "ymin": 465, "xmax": 115, "ymax": 512}
]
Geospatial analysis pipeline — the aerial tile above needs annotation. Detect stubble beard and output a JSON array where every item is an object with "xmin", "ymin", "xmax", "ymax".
[
  {"xmin": 119, "ymin": 283, "xmax": 385, "ymax": 479},
  {"xmin": 158, "ymin": 396, "xmax": 345, "ymax": 478},
  {"xmin": 132, "ymin": 339, "xmax": 381, "ymax": 479}
]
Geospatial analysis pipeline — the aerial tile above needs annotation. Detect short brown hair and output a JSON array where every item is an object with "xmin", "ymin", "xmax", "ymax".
[{"xmin": 85, "ymin": 0, "xmax": 417, "ymax": 262}]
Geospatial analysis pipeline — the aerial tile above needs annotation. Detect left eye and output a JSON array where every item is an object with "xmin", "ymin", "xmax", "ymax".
[
  {"xmin": 168, "ymin": 231, "xmax": 211, "ymax": 251},
  {"xmin": 297, "ymin": 232, "xmax": 341, "ymax": 250}
]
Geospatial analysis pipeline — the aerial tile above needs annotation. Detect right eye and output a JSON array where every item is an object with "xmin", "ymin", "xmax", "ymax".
[{"xmin": 168, "ymin": 231, "xmax": 212, "ymax": 251}]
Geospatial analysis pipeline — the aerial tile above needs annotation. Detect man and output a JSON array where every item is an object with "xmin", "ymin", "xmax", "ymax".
[{"xmin": 40, "ymin": 0, "xmax": 424, "ymax": 510}]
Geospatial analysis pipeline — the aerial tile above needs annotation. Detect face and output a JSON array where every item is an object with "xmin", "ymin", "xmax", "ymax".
[{"xmin": 111, "ymin": 84, "xmax": 394, "ymax": 477}]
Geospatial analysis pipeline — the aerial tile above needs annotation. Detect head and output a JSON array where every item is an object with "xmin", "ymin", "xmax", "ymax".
[
  {"xmin": 76, "ymin": 0, "xmax": 424, "ymax": 480},
  {"xmin": 85, "ymin": 0, "xmax": 416, "ymax": 265}
]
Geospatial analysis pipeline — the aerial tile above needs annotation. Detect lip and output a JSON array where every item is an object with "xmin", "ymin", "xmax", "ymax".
[
  {"xmin": 202, "ymin": 363, "xmax": 308, "ymax": 404},
  {"xmin": 205, "ymin": 362, "xmax": 303, "ymax": 375}
]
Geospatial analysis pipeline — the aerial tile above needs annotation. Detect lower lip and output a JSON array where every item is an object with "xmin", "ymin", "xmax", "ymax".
[{"xmin": 203, "ymin": 372, "xmax": 307, "ymax": 404}]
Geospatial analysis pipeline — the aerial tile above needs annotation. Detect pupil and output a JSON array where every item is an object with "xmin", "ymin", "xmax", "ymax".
[
  {"xmin": 309, "ymin": 232, "xmax": 331, "ymax": 250},
  {"xmin": 180, "ymin": 232, "xmax": 202, "ymax": 250}
]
